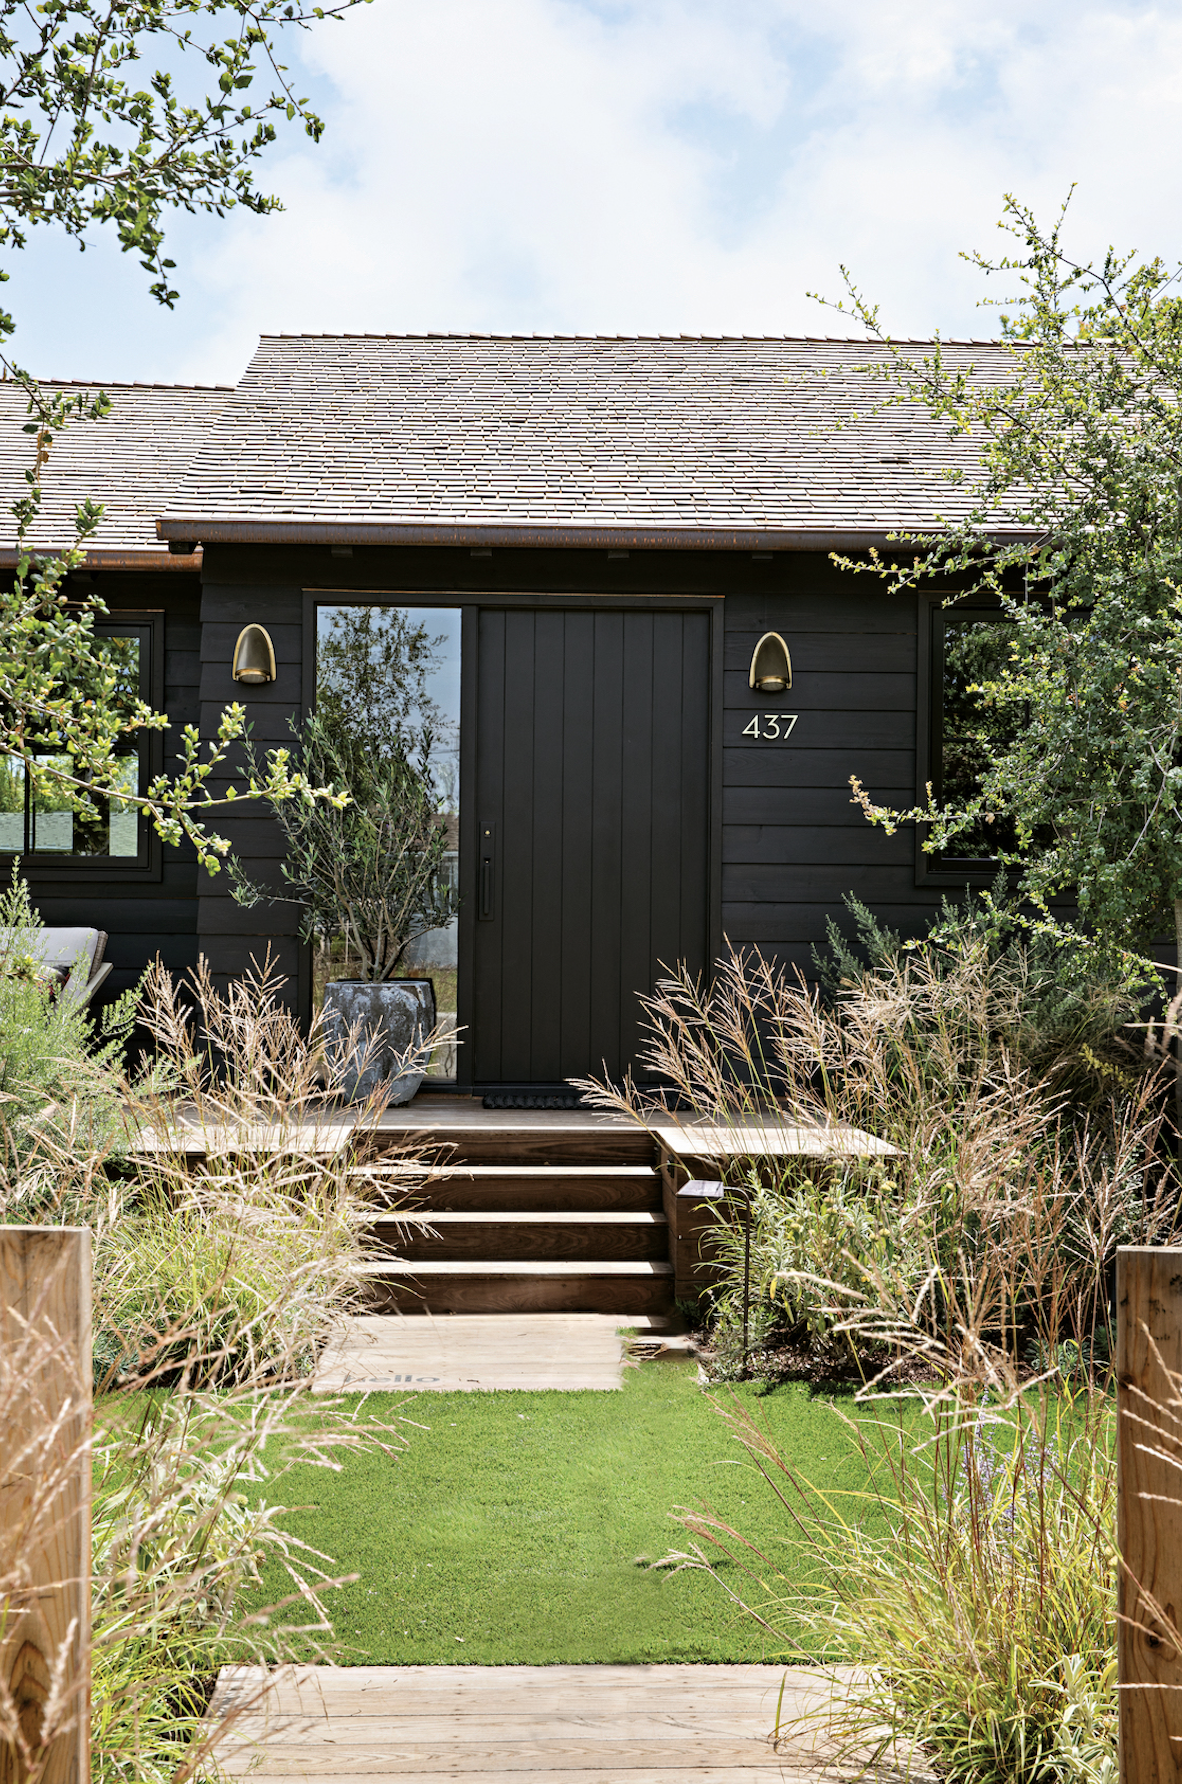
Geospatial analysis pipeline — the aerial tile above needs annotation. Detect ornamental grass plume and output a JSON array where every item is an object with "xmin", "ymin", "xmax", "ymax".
[
  {"xmin": 0, "ymin": 952, "xmax": 436, "ymax": 1781},
  {"xmin": 581, "ymin": 934, "xmax": 1176, "ymax": 1390},
  {"xmin": 669, "ymin": 1386, "xmax": 1118, "ymax": 1784}
]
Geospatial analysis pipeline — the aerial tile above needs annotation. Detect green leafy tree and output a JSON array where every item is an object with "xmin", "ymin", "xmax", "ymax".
[
  {"xmin": 0, "ymin": 0, "xmax": 367, "ymax": 866},
  {"xmin": 830, "ymin": 194, "xmax": 1182, "ymax": 971},
  {"xmin": 229, "ymin": 709, "xmax": 460, "ymax": 980}
]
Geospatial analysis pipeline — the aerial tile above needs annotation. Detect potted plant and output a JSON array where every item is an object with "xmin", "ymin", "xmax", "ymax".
[{"xmin": 231, "ymin": 708, "xmax": 460, "ymax": 1104}]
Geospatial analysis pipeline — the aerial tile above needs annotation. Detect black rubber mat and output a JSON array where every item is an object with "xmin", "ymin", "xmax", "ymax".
[{"xmin": 481, "ymin": 1092, "xmax": 586, "ymax": 1110}]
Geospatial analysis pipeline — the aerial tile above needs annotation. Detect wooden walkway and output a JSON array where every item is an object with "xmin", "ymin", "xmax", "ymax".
[
  {"xmin": 314, "ymin": 1312, "xmax": 649, "ymax": 1393},
  {"xmin": 210, "ymin": 1663, "xmax": 879, "ymax": 1782}
]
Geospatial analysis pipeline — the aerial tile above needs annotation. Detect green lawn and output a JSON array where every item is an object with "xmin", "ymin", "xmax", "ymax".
[{"xmin": 252, "ymin": 1359, "xmax": 893, "ymax": 1666}]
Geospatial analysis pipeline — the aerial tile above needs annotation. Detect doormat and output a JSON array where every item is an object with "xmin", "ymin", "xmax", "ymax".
[{"xmin": 482, "ymin": 1092, "xmax": 586, "ymax": 1110}]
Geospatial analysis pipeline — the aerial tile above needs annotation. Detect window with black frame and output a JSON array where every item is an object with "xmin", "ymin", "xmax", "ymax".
[
  {"xmin": 931, "ymin": 606, "xmax": 1018, "ymax": 866},
  {"xmin": 0, "ymin": 623, "xmax": 150, "ymax": 864}
]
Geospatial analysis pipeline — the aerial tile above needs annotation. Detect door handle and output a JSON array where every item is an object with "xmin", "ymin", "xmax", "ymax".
[{"xmin": 479, "ymin": 821, "xmax": 495, "ymax": 921}]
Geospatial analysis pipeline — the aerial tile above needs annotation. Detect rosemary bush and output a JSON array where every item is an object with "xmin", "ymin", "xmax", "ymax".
[{"xmin": 0, "ymin": 868, "xmax": 140, "ymax": 1174}]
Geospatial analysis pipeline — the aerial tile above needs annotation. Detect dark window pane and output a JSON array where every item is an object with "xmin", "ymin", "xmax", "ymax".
[
  {"xmin": 10, "ymin": 632, "xmax": 146, "ymax": 861},
  {"xmin": 0, "ymin": 756, "xmax": 25, "ymax": 851},
  {"xmin": 938, "ymin": 613, "xmax": 1016, "ymax": 860}
]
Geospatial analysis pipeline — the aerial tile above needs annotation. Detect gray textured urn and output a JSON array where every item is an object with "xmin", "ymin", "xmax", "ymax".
[{"xmin": 322, "ymin": 978, "xmax": 436, "ymax": 1106}]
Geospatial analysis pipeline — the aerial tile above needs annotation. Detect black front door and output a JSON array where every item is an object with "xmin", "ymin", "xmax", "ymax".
[{"xmin": 467, "ymin": 606, "xmax": 712, "ymax": 1087}]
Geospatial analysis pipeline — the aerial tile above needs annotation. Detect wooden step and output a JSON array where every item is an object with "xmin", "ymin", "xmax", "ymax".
[
  {"xmin": 373, "ymin": 1121, "xmax": 655, "ymax": 1168},
  {"xmin": 361, "ymin": 1259, "xmax": 674, "ymax": 1316},
  {"xmin": 371, "ymin": 1210, "xmax": 668, "ymax": 1264},
  {"xmin": 412, "ymin": 1165, "xmax": 662, "ymax": 1213}
]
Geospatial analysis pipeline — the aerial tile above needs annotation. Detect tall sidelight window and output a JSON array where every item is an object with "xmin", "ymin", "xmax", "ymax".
[
  {"xmin": 931, "ymin": 606, "xmax": 1018, "ymax": 866},
  {"xmin": 0, "ymin": 623, "xmax": 150, "ymax": 863},
  {"xmin": 314, "ymin": 603, "xmax": 462, "ymax": 1074}
]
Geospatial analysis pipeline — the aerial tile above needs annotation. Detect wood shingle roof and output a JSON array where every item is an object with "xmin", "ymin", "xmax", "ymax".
[
  {"xmin": 0, "ymin": 379, "xmax": 231, "ymax": 567},
  {"xmin": 155, "ymin": 333, "xmax": 1030, "ymax": 552}
]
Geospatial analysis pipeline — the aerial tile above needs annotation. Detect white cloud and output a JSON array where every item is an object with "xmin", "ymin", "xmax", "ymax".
[{"xmin": 14, "ymin": 0, "xmax": 1182, "ymax": 383}]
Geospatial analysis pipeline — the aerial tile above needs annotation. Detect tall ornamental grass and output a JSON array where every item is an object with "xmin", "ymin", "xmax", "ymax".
[
  {"xmin": 673, "ymin": 1390, "xmax": 1118, "ymax": 1784},
  {"xmin": 1, "ymin": 926, "xmax": 437, "ymax": 1782},
  {"xmin": 582, "ymin": 918, "xmax": 1174, "ymax": 1388},
  {"xmin": 583, "ymin": 914, "xmax": 1175, "ymax": 1784}
]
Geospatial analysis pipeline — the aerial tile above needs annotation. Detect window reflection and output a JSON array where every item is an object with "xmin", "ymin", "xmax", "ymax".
[
  {"xmin": 0, "ymin": 633, "xmax": 144, "ymax": 860},
  {"xmin": 314, "ymin": 603, "xmax": 462, "ymax": 1076},
  {"xmin": 937, "ymin": 612, "xmax": 1017, "ymax": 861}
]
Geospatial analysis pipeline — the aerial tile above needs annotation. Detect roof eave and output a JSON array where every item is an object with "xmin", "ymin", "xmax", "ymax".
[
  {"xmin": 155, "ymin": 518, "xmax": 1038, "ymax": 553},
  {"xmin": 0, "ymin": 545, "xmax": 202, "ymax": 571}
]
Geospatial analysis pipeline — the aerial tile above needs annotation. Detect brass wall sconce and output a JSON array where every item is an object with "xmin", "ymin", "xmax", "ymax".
[
  {"xmin": 232, "ymin": 624, "xmax": 276, "ymax": 685},
  {"xmin": 748, "ymin": 631, "xmax": 792, "ymax": 694}
]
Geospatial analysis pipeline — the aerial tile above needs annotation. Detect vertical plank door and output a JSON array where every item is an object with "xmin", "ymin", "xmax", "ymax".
[{"xmin": 472, "ymin": 607, "xmax": 711, "ymax": 1086}]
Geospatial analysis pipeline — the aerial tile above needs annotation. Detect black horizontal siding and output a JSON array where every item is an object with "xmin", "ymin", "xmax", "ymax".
[
  {"xmin": 721, "ymin": 566, "xmax": 941, "ymax": 973},
  {"xmin": 196, "ymin": 575, "xmax": 304, "ymax": 1011},
  {"xmin": 188, "ymin": 543, "xmax": 957, "ymax": 1034}
]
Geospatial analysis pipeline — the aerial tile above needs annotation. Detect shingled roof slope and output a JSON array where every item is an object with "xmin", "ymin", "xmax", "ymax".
[
  {"xmin": 0, "ymin": 379, "xmax": 231, "ymax": 567},
  {"xmin": 157, "ymin": 333, "xmax": 1028, "ymax": 550}
]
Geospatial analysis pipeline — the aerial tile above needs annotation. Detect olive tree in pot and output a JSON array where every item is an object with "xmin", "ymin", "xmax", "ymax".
[{"xmin": 231, "ymin": 709, "xmax": 459, "ymax": 1104}]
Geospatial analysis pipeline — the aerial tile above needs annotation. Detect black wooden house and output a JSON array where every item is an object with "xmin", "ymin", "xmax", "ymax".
[{"xmin": 3, "ymin": 334, "xmax": 1021, "ymax": 1094}]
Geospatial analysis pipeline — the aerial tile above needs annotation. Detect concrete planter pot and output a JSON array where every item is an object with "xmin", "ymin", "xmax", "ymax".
[{"xmin": 322, "ymin": 978, "xmax": 437, "ymax": 1106}]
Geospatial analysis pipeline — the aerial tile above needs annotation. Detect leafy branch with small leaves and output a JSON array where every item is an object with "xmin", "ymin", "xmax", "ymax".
[
  {"xmin": 0, "ymin": 0, "xmax": 368, "ymax": 868},
  {"xmin": 818, "ymin": 192, "xmax": 1182, "ymax": 971},
  {"xmin": 1, "ymin": 411, "xmax": 348, "ymax": 870}
]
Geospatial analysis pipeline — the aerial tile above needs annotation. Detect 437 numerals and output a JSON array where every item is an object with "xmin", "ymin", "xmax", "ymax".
[{"xmin": 741, "ymin": 713, "xmax": 798, "ymax": 741}]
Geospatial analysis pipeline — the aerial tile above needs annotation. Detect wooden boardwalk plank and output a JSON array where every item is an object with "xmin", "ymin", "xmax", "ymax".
[
  {"xmin": 313, "ymin": 1313, "xmax": 641, "ymax": 1393},
  {"xmin": 208, "ymin": 1664, "xmax": 886, "ymax": 1782}
]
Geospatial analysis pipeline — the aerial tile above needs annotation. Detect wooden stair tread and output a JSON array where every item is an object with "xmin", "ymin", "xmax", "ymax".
[
  {"xmin": 355, "ymin": 1164, "xmax": 657, "ymax": 1179},
  {"xmin": 376, "ymin": 1210, "xmax": 666, "ymax": 1225},
  {"xmin": 437, "ymin": 1165, "xmax": 658, "ymax": 1178},
  {"xmin": 361, "ymin": 1260, "xmax": 674, "ymax": 1276}
]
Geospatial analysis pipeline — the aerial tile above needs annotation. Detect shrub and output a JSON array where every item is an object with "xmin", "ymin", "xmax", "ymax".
[
  {"xmin": 2, "ymin": 952, "xmax": 433, "ymax": 1387},
  {"xmin": 583, "ymin": 917, "xmax": 1176, "ymax": 1387},
  {"xmin": 0, "ymin": 951, "xmax": 434, "ymax": 1779},
  {"xmin": 815, "ymin": 881, "xmax": 1152, "ymax": 1113},
  {"xmin": 0, "ymin": 868, "xmax": 140, "ymax": 1178}
]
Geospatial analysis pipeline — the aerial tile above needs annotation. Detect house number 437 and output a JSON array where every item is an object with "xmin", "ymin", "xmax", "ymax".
[{"xmin": 741, "ymin": 713, "xmax": 798, "ymax": 740}]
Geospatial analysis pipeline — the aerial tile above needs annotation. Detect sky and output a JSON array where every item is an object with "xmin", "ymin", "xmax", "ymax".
[{"xmin": 14, "ymin": 0, "xmax": 1182, "ymax": 387}]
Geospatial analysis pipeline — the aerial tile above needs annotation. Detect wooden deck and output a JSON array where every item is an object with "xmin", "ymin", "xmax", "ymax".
[{"xmin": 209, "ymin": 1662, "xmax": 889, "ymax": 1782}]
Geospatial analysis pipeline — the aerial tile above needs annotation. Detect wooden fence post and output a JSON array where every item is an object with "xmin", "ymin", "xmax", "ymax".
[{"xmin": 0, "ymin": 1227, "xmax": 92, "ymax": 1784}]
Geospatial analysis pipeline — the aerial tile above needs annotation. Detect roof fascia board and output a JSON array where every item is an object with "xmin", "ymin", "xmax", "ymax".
[
  {"xmin": 0, "ymin": 547, "xmax": 201, "ymax": 570},
  {"xmin": 155, "ymin": 519, "xmax": 1038, "ymax": 552}
]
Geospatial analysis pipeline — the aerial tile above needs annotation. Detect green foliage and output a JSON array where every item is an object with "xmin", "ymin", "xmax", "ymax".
[
  {"xmin": 0, "ymin": 951, "xmax": 422, "ymax": 1781},
  {"xmin": 85, "ymin": 1386, "xmax": 402, "ymax": 1784},
  {"xmin": 94, "ymin": 1158, "xmax": 370, "ymax": 1387},
  {"xmin": 0, "ymin": 0, "xmax": 362, "ymax": 869},
  {"xmin": 230, "ymin": 708, "xmax": 460, "ymax": 980},
  {"xmin": 815, "ymin": 884, "xmax": 1152, "ymax": 1106},
  {"xmin": 0, "ymin": 534, "xmax": 348, "ymax": 871},
  {"xmin": 585, "ymin": 922, "xmax": 1173, "ymax": 1390},
  {"xmin": 679, "ymin": 1392, "xmax": 1118, "ymax": 1784},
  {"xmin": 831, "ymin": 194, "xmax": 1182, "ymax": 958},
  {"xmin": 0, "ymin": 0, "xmax": 365, "ymax": 313},
  {"xmin": 0, "ymin": 867, "xmax": 138, "ymax": 1173},
  {"xmin": 707, "ymin": 1166, "xmax": 912, "ymax": 1372}
]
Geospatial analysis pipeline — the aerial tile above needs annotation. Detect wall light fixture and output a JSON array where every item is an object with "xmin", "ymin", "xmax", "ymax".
[
  {"xmin": 232, "ymin": 624, "xmax": 276, "ymax": 685},
  {"xmin": 748, "ymin": 631, "xmax": 792, "ymax": 694}
]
